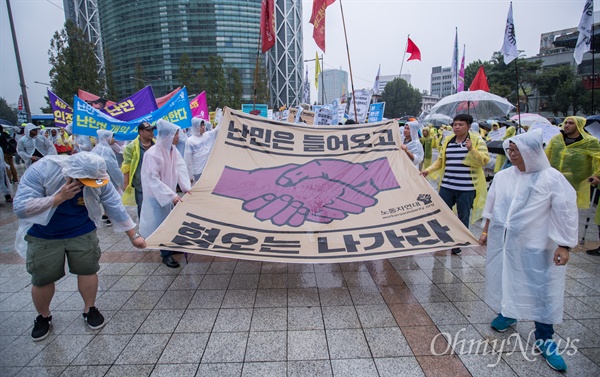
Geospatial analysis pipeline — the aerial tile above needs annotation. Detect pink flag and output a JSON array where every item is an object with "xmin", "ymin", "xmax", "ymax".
[
  {"xmin": 457, "ymin": 46, "xmax": 465, "ymax": 92},
  {"xmin": 189, "ymin": 91, "xmax": 210, "ymax": 120},
  {"xmin": 156, "ymin": 87, "xmax": 182, "ymax": 107}
]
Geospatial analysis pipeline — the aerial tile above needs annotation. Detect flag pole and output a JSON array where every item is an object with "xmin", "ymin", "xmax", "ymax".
[
  {"xmin": 514, "ymin": 58, "xmax": 522, "ymax": 132},
  {"xmin": 253, "ymin": 32, "xmax": 262, "ymax": 111},
  {"xmin": 391, "ymin": 35, "xmax": 410, "ymax": 118},
  {"xmin": 321, "ymin": 54, "xmax": 326, "ymax": 105},
  {"xmin": 339, "ymin": 0, "xmax": 358, "ymax": 122}
]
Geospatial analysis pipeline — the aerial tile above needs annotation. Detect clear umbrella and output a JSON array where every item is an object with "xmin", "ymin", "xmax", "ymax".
[
  {"xmin": 510, "ymin": 113, "xmax": 551, "ymax": 126},
  {"xmin": 428, "ymin": 90, "xmax": 515, "ymax": 121},
  {"xmin": 422, "ymin": 114, "xmax": 453, "ymax": 128}
]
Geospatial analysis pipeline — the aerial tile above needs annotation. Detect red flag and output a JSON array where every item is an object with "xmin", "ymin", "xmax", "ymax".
[
  {"xmin": 260, "ymin": 0, "xmax": 276, "ymax": 53},
  {"xmin": 309, "ymin": 0, "xmax": 336, "ymax": 52},
  {"xmin": 469, "ymin": 66, "xmax": 490, "ymax": 92},
  {"xmin": 406, "ymin": 37, "xmax": 421, "ymax": 61}
]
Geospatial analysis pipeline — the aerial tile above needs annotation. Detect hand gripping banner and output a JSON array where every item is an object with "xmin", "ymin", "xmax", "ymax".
[{"xmin": 146, "ymin": 108, "xmax": 478, "ymax": 263}]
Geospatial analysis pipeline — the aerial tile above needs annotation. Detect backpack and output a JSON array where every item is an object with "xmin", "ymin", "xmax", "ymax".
[{"xmin": 1, "ymin": 134, "xmax": 17, "ymax": 155}]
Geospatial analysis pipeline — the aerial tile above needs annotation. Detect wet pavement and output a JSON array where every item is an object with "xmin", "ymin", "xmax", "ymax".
[{"xmin": 0, "ymin": 164, "xmax": 599, "ymax": 376}]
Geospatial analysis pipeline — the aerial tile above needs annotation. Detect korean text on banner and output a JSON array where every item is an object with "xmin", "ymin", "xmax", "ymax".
[
  {"xmin": 190, "ymin": 91, "xmax": 210, "ymax": 120},
  {"xmin": 48, "ymin": 90, "xmax": 73, "ymax": 127},
  {"xmin": 348, "ymin": 89, "xmax": 373, "ymax": 124},
  {"xmin": 368, "ymin": 102, "xmax": 385, "ymax": 123},
  {"xmin": 146, "ymin": 108, "xmax": 478, "ymax": 263}
]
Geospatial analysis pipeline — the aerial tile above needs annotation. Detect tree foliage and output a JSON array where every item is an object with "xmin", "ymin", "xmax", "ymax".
[
  {"xmin": 0, "ymin": 98, "xmax": 18, "ymax": 124},
  {"xmin": 228, "ymin": 68, "xmax": 243, "ymax": 110},
  {"xmin": 255, "ymin": 58, "xmax": 270, "ymax": 105},
  {"xmin": 178, "ymin": 53, "xmax": 195, "ymax": 94},
  {"xmin": 104, "ymin": 47, "xmax": 118, "ymax": 100},
  {"xmin": 381, "ymin": 78, "xmax": 422, "ymax": 118},
  {"xmin": 196, "ymin": 56, "xmax": 229, "ymax": 110},
  {"xmin": 48, "ymin": 20, "xmax": 102, "ymax": 105},
  {"xmin": 133, "ymin": 57, "xmax": 145, "ymax": 91}
]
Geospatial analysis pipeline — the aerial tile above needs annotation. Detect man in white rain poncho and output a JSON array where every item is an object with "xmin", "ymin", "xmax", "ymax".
[
  {"xmin": 17, "ymin": 123, "xmax": 57, "ymax": 167},
  {"xmin": 400, "ymin": 121, "xmax": 424, "ymax": 168},
  {"xmin": 13, "ymin": 152, "xmax": 147, "ymax": 341},
  {"xmin": 92, "ymin": 130, "xmax": 124, "ymax": 192},
  {"xmin": 479, "ymin": 129, "xmax": 577, "ymax": 372},
  {"xmin": 184, "ymin": 118, "xmax": 219, "ymax": 183},
  {"xmin": 139, "ymin": 119, "xmax": 191, "ymax": 268}
]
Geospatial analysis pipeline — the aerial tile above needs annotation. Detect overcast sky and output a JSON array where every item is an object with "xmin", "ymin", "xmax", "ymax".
[{"xmin": 0, "ymin": 0, "xmax": 591, "ymax": 113}]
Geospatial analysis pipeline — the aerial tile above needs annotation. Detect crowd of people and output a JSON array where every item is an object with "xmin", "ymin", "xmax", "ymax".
[{"xmin": 1, "ymin": 113, "xmax": 596, "ymax": 372}]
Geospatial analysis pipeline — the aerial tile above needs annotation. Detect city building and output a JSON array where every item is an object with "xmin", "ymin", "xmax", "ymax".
[
  {"xmin": 421, "ymin": 92, "xmax": 440, "ymax": 114},
  {"xmin": 68, "ymin": 0, "xmax": 303, "ymax": 109},
  {"xmin": 317, "ymin": 69, "xmax": 348, "ymax": 104},
  {"xmin": 375, "ymin": 74, "xmax": 411, "ymax": 94},
  {"xmin": 430, "ymin": 66, "xmax": 453, "ymax": 98},
  {"xmin": 267, "ymin": 0, "xmax": 303, "ymax": 109}
]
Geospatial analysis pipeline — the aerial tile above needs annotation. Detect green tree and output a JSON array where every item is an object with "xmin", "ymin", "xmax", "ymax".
[
  {"xmin": 197, "ymin": 56, "xmax": 228, "ymax": 110},
  {"xmin": 582, "ymin": 88, "xmax": 600, "ymax": 115},
  {"xmin": 228, "ymin": 68, "xmax": 243, "ymax": 109},
  {"xmin": 530, "ymin": 65, "xmax": 574, "ymax": 116},
  {"xmin": 255, "ymin": 58, "xmax": 270, "ymax": 105},
  {"xmin": 0, "ymin": 98, "xmax": 18, "ymax": 124},
  {"xmin": 103, "ymin": 47, "xmax": 118, "ymax": 100},
  {"xmin": 487, "ymin": 52, "xmax": 542, "ymax": 112},
  {"xmin": 48, "ymin": 19, "xmax": 102, "ymax": 106},
  {"xmin": 381, "ymin": 78, "xmax": 422, "ymax": 117},
  {"xmin": 178, "ymin": 53, "xmax": 195, "ymax": 93}
]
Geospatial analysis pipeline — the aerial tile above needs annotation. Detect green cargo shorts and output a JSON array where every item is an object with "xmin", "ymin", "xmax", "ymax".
[{"xmin": 25, "ymin": 230, "xmax": 101, "ymax": 287}]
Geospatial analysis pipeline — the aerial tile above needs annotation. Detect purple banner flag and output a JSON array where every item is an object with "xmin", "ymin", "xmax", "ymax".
[
  {"xmin": 48, "ymin": 90, "xmax": 73, "ymax": 127},
  {"xmin": 101, "ymin": 86, "xmax": 158, "ymax": 121}
]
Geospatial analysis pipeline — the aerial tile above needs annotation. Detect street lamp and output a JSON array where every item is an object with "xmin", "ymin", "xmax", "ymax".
[{"xmin": 33, "ymin": 81, "xmax": 51, "ymax": 86}]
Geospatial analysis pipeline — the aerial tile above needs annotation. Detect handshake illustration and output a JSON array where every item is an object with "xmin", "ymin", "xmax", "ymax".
[{"xmin": 212, "ymin": 158, "xmax": 400, "ymax": 227}]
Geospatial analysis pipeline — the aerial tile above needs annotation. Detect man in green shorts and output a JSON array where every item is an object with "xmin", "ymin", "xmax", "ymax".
[{"xmin": 13, "ymin": 152, "xmax": 147, "ymax": 341}]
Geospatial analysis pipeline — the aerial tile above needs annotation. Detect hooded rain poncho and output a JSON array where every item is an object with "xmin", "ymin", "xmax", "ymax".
[
  {"xmin": 401, "ymin": 121, "xmax": 424, "ymax": 168},
  {"xmin": 139, "ymin": 120, "xmax": 191, "ymax": 238},
  {"xmin": 483, "ymin": 129, "xmax": 578, "ymax": 324},
  {"xmin": 92, "ymin": 130, "xmax": 124, "ymax": 191},
  {"xmin": 17, "ymin": 123, "xmax": 57, "ymax": 166},
  {"xmin": 184, "ymin": 118, "xmax": 219, "ymax": 183},
  {"xmin": 13, "ymin": 152, "xmax": 135, "ymax": 257},
  {"xmin": 494, "ymin": 126, "xmax": 516, "ymax": 172}
]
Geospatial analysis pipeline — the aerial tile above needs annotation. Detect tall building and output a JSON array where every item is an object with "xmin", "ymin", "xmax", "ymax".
[
  {"xmin": 267, "ymin": 0, "xmax": 303, "ymax": 109},
  {"xmin": 317, "ymin": 69, "xmax": 348, "ymax": 104},
  {"xmin": 430, "ymin": 66, "xmax": 453, "ymax": 98},
  {"xmin": 63, "ymin": 0, "xmax": 104, "ymax": 77},
  {"xmin": 375, "ymin": 74, "xmax": 411, "ymax": 94}
]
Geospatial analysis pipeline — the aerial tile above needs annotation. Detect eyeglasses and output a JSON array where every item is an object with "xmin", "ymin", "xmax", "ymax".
[{"xmin": 504, "ymin": 148, "xmax": 520, "ymax": 155}]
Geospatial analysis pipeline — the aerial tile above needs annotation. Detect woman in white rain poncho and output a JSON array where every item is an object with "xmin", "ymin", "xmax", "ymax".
[
  {"xmin": 139, "ymin": 120, "xmax": 191, "ymax": 267},
  {"xmin": 479, "ymin": 129, "xmax": 577, "ymax": 371},
  {"xmin": 17, "ymin": 124, "xmax": 57, "ymax": 167},
  {"xmin": 400, "ymin": 121, "xmax": 424, "ymax": 167},
  {"xmin": 184, "ymin": 118, "xmax": 219, "ymax": 183},
  {"xmin": 92, "ymin": 130, "xmax": 124, "ymax": 192}
]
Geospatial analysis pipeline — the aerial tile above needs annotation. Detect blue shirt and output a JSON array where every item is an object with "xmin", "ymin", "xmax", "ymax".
[{"xmin": 28, "ymin": 191, "xmax": 96, "ymax": 239}]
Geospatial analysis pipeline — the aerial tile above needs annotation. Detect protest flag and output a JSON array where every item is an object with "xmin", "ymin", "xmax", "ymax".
[
  {"xmin": 260, "ymin": 0, "xmax": 276, "ymax": 53},
  {"xmin": 406, "ymin": 37, "xmax": 421, "ymax": 61},
  {"xmin": 315, "ymin": 51, "xmax": 321, "ymax": 90},
  {"xmin": 372, "ymin": 65, "xmax": 381, "ymax": 93},
  {"xmin": 457, "ymin": 45, "xmax": 465, "ymax": 92},
  {"xmin": 451, "ymin": 29, "xmax": 458, "ymax": 92},
  {"xmin": 501, "ymin": 2, "xmax": 518, "ymax": 64},
  {"xmin": 309, "ymin": 0, "xmax": 336, "ymax": 52},
  {"xmin": 574, "ymin": 0, "xmax": 593, "ymax": 65},
  {"xmin": 469, "ymin": 66, "xmax": 490, "ymax": 92}
]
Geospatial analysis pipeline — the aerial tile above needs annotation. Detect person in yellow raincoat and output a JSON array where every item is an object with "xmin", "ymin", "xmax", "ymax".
[
  {"xmin": 419, "ymin": 126, "xmax": 434, "ymax": 169},
  {"xmin": 494, "ymin": 126, "xmax": 516, "ymax": 172},
  {"xmin": 421, "ymin": 113, "xmax": 490, "ymax": 255},
  {"xmin": 545, "ymin": 116, "xmax": 600, "ymax": 255},
  {"xmin": 121, "ymin": 122, "xmax": 156, "ymax": 219}
]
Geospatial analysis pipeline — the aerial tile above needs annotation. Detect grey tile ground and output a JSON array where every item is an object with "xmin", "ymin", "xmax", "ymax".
[{"xmin": 1, "ymin": 193, "xmax": 600, "ymax": 376}]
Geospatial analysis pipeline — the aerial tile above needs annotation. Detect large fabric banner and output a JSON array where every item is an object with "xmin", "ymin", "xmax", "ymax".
[
  {"xmin": 156, "ymin": 87, "xmax": 182, "ymax": 107},
  {"xmin": 73, "ymin": 87, "xmax": 192, "ymax": 140},
  {"xmin": 78, "ymin": 89, "xmax": 116, "ymax": 108},
  {"xmin": 190, "ymin": 92, "xmax": 209, "ymax": 120},
  {"xmin": 146, "ymin": 108, "xmax": 478, "ymax": 263}
]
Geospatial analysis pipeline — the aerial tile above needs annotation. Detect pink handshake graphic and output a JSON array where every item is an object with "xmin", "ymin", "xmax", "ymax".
[{"xmin": 212, "ymin": 158, "xmax": 400, "ymax": 227}]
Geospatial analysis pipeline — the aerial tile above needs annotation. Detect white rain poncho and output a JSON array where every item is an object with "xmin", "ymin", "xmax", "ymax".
[
  {"xmin": 17, "ymin": 123, "xmax": 57, "ymax": 166},
  {"xmin": 65, "ymin": 122, "xmax": 93, "ymax": 152},
  {"xmin": 176, "ymin": 127, "xmax": 188, "ymax": 158},
  {"xmin": 139, "ymin": 119, "xmax": 191, "ymax": 238},
  {"xmin": 401, "ymin": 121, "xmax": 424, "ymax": 167},
  {"xmin": 13, "ymin": 152, "xmax": 135, "ymax": 257},
  {"xmin": 483, "ymin": 129, "xmax": 578, "ymax": 324},
  {"xmin": 184, "ymin": 118, "xmax": 219, "ymax": 183},
  {"xmin": 92, "ymin": 130, "xmax": 124, "ymax": 191},
  {"xmin": 0, "ymin": 146, "xmax": 12, "ymax": 198}
]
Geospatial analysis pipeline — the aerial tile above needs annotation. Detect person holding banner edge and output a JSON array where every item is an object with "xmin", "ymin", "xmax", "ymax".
[{"xmin": 420, "ymin": 113, "xmax": 490, "ymax": 255}]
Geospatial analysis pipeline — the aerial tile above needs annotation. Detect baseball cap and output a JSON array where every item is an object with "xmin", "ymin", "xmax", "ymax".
[
  {"xmin": 138, "ymin": 121, "xmax": 156, "ymax": 131},
  {"xmin": 78, "ymin": 177, "xmax": 110, "ymax": 187}
]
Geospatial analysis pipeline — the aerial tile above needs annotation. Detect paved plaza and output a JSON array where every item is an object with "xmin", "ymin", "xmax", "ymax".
[{"xmin": 0, "ymin": 172, "xmax": 599, "ymax": 376}]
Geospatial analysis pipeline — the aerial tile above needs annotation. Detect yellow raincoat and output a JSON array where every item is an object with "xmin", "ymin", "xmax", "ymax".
[
  {"xmin": 545, "ymin": 116, "xmax": 600, "ymax": 209},
  {"xmin": 121, "ymin": 136, "xmax": 155, "ymax": 206},
  {"xmin": 420, "ymin": 126, "xmax": 434, "ymax": 169},
  {"xmin": 494, "ymin": 126, "xmax": 516, "ymax": 172},
  {"xmin": 425, "ymin": 131, "xmax": 490, "ymax": 223}
]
